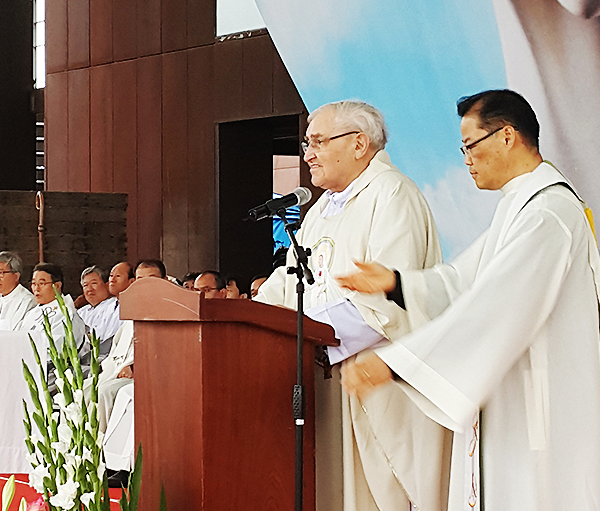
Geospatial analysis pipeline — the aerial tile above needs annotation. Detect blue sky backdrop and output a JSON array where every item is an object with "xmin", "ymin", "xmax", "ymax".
[{"xmin": 255, "ymin": 0, "xmax": 509, "ymax": 258}]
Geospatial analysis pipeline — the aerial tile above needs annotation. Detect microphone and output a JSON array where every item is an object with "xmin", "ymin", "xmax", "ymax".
[{"xmin": 248, "ymin": 187, "xmax": 312, "ymax": 221}]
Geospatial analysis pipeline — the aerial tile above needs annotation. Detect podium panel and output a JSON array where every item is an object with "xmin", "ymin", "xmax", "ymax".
[{"xmin": 120, "ymin": 279, "xmax": 337, "ymax": 511}]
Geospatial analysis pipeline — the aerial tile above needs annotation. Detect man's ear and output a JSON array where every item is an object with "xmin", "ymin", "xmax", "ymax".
[
  {"xmin": 502, "ymin": 125, "xmax": 518, "ymax": 148},
  {"xmin": 354, "ymin": 133, "xmax": 371, "ymax": 159},
  {"xmin": 55, "ymin": 281, "xmax": 63, "ymax": 294}
]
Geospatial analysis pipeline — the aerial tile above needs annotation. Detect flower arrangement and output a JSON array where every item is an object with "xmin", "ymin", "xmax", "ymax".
[{"xmin": 15, "ymin": 290, "xmax": 142, "ymax": 511}]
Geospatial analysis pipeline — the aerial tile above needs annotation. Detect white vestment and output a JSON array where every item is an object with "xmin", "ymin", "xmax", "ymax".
[
  {"xmin": 78, "ymin": 296, "xmax": 121, "ymax": 342},
  {"xmin": 17, "ymin": 294, "xmax": 86, "ymax": 352},
  {"xmin": 257, "ymin": 150, "xmax": 452, "ymax": 511},
  {"xmin": 377, "ymin": 162, "xmax": 600, "ymax": 511},
  {"xmin": 0, "ymin": 284, "xmax": 36, "ymax": 330}
]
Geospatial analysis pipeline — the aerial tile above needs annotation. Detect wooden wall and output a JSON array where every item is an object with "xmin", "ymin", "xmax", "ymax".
[{"xmin": 45, "ymin": 0, "xmax": 307, "ymax": 279}]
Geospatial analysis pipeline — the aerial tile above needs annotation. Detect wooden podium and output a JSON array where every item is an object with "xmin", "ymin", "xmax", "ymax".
[{"xmin": 119, "ymin": 279, "xmax": 337, "ymax": 511}]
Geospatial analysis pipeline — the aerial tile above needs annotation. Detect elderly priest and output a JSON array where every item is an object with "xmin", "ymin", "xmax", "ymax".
[{"xmin": 256, "ymin": 100, "xmax": 450, "ymax": 511}]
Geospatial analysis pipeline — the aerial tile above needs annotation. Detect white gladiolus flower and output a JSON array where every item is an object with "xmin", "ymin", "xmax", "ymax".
[
  {"xmin": 25, "ymin": 453, "xmax": 38, "ymax": 466},
  {"xmin": 64, "ymin": 401, "xmax": 83, "ymax": 424},
  {"xmin": 57, "ymin": 423, "xmax": 73, "ymax": 444},
  {"xmin": 96, "ymin": 431, "xmax": 104, "ymax": 448},
  {"xmin": 49, "ymin": 479, "xmax": 79, "ymax": 510},
  {"xmin": 97, "ymin": 460, "xmax": 106, "ymax": 480},
  {"xmin": 73, "ymin": 389, "xmax": 83, "ymax": 405},
  {"xmin": 64, "ymin": 461, "xmax": 75, "ymax": 480},
  {"xmin": 52, "ymin": 411, "xmax": 60, "ymax": 423},
  {"xmin": 85, "ymin": 421, "xmax": 93, "ymax": 434},
  {"xmin": 64, "ymin": 369, "xmax": 74, "ymax": 385},
  {"xmin": 29, "ymin": 463, "xmax": 50, "ymax": 493},
  {"xmin": 54, "ymin": 393, "xmax": 67, "ymax": 410},
  {"xmin": 51, "ymin": 438, "xmax": 70, "ymax": 455},
  {"xmin": 55, "ymin": 377, "xmax": 65, "ymax": 392},
  {"xmin": 82, "ymin": 446, "xmax": 93, "ymax": 463},
  {"xmin": 80, "ymin": 492, "xmax": 95, "ymax": 507},
  {"xmin": 29, "ymin": 432, "xmax": 42, "ymax": 446}
]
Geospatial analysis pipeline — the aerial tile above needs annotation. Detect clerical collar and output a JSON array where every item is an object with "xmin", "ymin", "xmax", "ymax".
[
  {"xmin": 321, "ymin": 180, "xmax": 357, "ymax": 218},
  {"xmin": 501, "ymin": 172, "xmax": 532, "ymax": 196}
]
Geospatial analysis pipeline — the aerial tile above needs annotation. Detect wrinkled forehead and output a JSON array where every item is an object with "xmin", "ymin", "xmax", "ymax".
[
  {"xmin": 83, "ymin": 272, "xmax": 103, "ymax": 284},
  {"xmin": 306, "ymin": 109, "xmax": 337, "ymax": 139}
]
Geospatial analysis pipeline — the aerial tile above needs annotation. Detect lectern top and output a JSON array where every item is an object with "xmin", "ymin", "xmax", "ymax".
[{"xmin": 119, "ymin": 277, "xmax": 338, "ymax": 346}]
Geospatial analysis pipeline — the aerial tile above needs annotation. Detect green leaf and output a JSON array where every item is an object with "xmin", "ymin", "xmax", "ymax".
[
  {"xmin": 128, "ymin": 444, "xmax": 143, "ymax": 511},
  {"xmin": 119, "ymin": 490, "xmax": 129, "ymax": 511},
  {"xmin": 160, "ymin": 486, "xmax": 168, "ymax": 511},
  {"xmin": 32, "ymin": 412, "xmax": 47, "ymax": 437},
  {"xmin": 101, "ymin": 471, "xmax": 110, "ymax": 511},
  {"xmin": 1, "ymin": 475, "xmax": 15, "ymax": 511}
]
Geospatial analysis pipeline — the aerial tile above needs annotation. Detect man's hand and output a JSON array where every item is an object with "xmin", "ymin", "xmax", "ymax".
[
  {"xmin": 117, "ymin": 365, "xmax": 133, "ymax": 379},
  {"xmin": 336, "ymin": 261, "xmax": 396, "ymax": 294},
  {"xmin": 341, "ymin": 352, "xmax": 393, "ymax": 400}
]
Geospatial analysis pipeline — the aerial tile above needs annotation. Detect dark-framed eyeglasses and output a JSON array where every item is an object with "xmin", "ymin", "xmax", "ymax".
[
  {"xmin": 460, "ymin": 126, "xmax": 504, "ymax": 156},
  {"xmin": 0, "ymin": 270, "xmax": 16, "ymax": 277},
  {"xmin": 301, "ymin": 131, "xmax": 360, "ymax": 154},
  {"xmin": 196, "ymin": 286, "xmax": 218, "ymax": 294}
]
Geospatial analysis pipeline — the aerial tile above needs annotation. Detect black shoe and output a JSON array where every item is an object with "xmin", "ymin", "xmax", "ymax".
[{"xmin": 107, "ymin": 470, "xmax": 130, "ymax": 488}]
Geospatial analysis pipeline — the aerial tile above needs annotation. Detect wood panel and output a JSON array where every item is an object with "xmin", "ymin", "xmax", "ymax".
[
  {"xmin": 273, "ymin": 49, "xmax": 305, "ymax": 116},
  {"xmin": 113, "ymin": 0, "xmax": 137, "ymax": 62},
  {"xmin": 45, "ymin": 0, "xmax": 68, "ymax": 74},
  {"xmin": 161, "ymin": 0, "xmax": 187, "ymax": 53},
  {"xmin": 113, "ymin": 60, "xmax": 138, "ymax": 262},
  {"xmin": 162, "ymin": 51, "xmax": 189, "ymax": 276},
  {"xmin": 67, "ymin": 0, "xmax": 90, "ymax": 69},
  {"xmin": 214, "ymin": 40, "xmax": 243, "ymax": 121},
  {"xmin": 136, "ymin": 56, "xmax": 163, "ymax": 261},
  {"xmin": 136, "ymin": 0, "xmax": 161, "ymax": 57},
  {"xmin": 187, "ymin": 46, "xmax": 216, "ymax": 272},
  {"xmin": 242, "ymin": 35, "xmax": 273, "ymax": 118},
  {"xmin": 45, "ymin": 72, "xmax": 69, "ymax": 191},
  {"xmin": 187, "ymin": 0, "xmax": 215, "ymax": 48},
  {"xmin": 90, "ymin": 65, "xmax": 113, "ymax": 192},
  {"xmin": 67, "ymin": 69, "xmax": 91, "ymax": 191},
  {"xmin": 90, "ymin": 0, "xmax": 113, "ymax": 65}
]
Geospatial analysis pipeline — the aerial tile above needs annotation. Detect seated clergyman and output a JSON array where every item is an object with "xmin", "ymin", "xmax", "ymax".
[
  {"xmin": 78, "ymin": 265, "xmax": 122, "ymax": 363},
  {"xmin": 0, "ymin": 251, "xmax": 36, "ymax": 330}
]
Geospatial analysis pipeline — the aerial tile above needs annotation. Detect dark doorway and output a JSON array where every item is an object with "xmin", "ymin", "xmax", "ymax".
[{"xmin": 218, "ymin": 115, "xmax": 300, "ymax": 295}]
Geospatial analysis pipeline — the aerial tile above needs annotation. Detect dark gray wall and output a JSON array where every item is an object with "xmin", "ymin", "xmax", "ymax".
[{"xmin": 0, "ymin": 0, "xmax": 36, "ymax": 190}]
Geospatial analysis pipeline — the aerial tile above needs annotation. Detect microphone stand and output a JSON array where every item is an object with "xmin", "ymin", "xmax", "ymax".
[{"xmin": 276, "ymin": 208, "xmax": 314, "ymax": 511}]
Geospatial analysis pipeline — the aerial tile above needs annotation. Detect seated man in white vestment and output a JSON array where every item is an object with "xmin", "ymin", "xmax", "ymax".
[
  {"xmin": 0, "ymin": 251, "xmax": 36, "ymax": 330},
  {"xmin": 340, "ymin": 90, "xmax": 600, "ymax": 511},
  {"xmin": 85, "ymin": 259, "xmax": 167, "ymax": 433},
  {"xmin": 255, "ymin": 100, "xmax": 452, "ymax": 511},
  {"xmin": 17, "ymin": 262, "xmax": 86, "ymax": 393},
  {"xmin": 78, "ymin": 265, "xmax": 122, "ymax": 363}
]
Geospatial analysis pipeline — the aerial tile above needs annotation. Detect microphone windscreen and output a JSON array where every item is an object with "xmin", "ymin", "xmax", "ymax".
[{"xmin": 293, "ymin": 187, "xmax": 312, "ymax": 206}]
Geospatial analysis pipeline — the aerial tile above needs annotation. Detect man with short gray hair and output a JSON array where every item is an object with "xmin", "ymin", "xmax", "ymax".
[
  {"xmin": 256, "ymin": 100, "xmax": 450, "ymax": 511},
  {"xmin": 78, "ymin": 266, "xmax": 122, "ymax": 361},
  {"xmin": 0, "ymin": 251, "xmax": 36, "ymax": 330}
]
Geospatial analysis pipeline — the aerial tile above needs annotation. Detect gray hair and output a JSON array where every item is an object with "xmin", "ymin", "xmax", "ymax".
[
  {"xmin": 0, "ymin": 251, "xmax": 23, "ymax": 274},
  {"xmin": 80, "ymin": 265, "xmax": 108, "ymax": 285},
  {"xmin": 308, "ymin": 100, "xmax": 388, "ymax": 152}
]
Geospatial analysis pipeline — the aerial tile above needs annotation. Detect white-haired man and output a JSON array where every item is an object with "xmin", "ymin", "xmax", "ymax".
[
  {"xmin": 256, "ymin": 100, "xmax": 450, "ymax": 511},
  {"xmin": 0, "ymin": 251, "xmax": 36, "ymax": 330}
]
